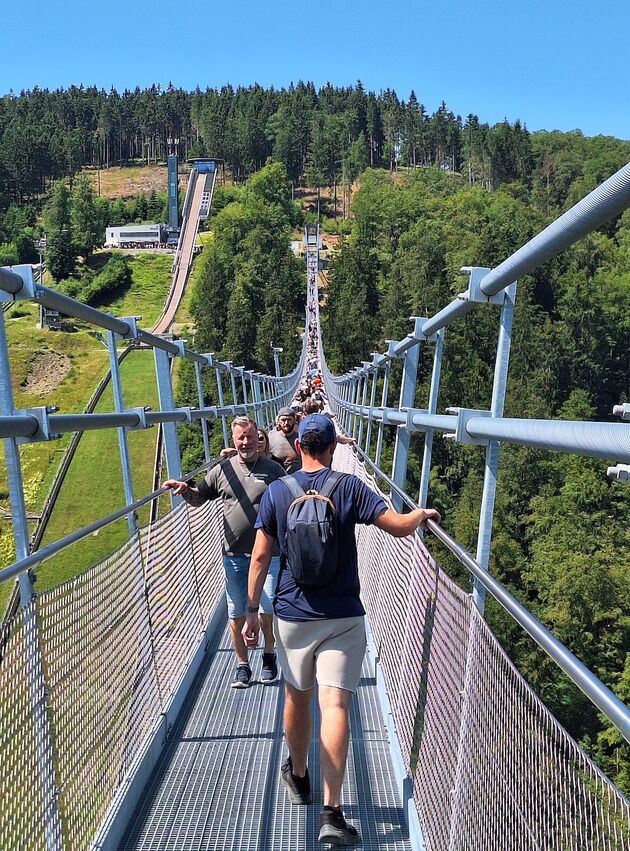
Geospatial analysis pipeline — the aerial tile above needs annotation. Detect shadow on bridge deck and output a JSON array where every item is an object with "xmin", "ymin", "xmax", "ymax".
[{"xmin": 118, "ymin": 603, "xmax": 411, "ymax": 851}]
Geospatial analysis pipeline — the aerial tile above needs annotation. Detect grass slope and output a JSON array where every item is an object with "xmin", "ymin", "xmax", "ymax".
[
  {"xmin": 36, "ymin": 349, "xmax": 159, "ymax": 590},
  {"xmin": 84, "ymin": 164, "xmax": 169, "ymax": 199}
]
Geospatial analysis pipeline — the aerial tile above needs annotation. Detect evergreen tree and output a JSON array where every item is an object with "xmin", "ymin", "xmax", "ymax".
[
  {"xmin": 71, "ymin": 174, "xmax": 101, "ymax": 257},
  {"xmin": 44, "ymin": 181, "xmax": 76, "ymax": 281}
]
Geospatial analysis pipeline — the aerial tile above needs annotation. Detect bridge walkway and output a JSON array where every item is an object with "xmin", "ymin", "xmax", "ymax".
[{"xmin": 119, "ymin": 605, "xmax": 411, "ymax": 851}]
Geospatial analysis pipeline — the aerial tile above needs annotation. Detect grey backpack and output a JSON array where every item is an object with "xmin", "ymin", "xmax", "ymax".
[{"xmin": 281, "ymin": 472, "xmax": 346, "ymax": 587}]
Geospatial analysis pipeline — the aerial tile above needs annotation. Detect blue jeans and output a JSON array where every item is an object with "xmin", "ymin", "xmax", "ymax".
[{"xmin": 223, "ymin": 554, "xmax": 280, "ymax": 619}]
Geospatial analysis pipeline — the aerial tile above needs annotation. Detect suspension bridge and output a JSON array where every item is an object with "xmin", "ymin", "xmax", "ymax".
[{"xmin": 0, "ymin": 163, "xmax": 629, "ymax": 851}]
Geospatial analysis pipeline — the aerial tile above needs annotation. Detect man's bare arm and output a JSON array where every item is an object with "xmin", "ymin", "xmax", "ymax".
[
  {"xmin": 162, "ymin": 479, "xmax": 206, "ymax": 507},
  {"xmin": 247, "ymin": 528, "xmax": 275, "ymax": 608},
  {"xmin": 374, "ymin": 507, "xmax": 441, "ymax": 538},
  {"xmin": 242, "ymin": 529, "xmax": 275, "ymax": 647}
]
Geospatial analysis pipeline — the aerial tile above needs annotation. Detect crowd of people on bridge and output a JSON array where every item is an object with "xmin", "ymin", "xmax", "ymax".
[{"xmin": 163, "ymin": 249, "xmax": 441, "ymax": 845}]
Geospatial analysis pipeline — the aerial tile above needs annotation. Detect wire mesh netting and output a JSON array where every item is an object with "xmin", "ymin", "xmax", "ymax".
[
  {"xmin": 0, "ymin": 604, "xmax": 52, "ymax": 849},
  {"xmin": 333, "ymin": 444, "xmax": 630, "ymax": 851},
  {"xmin": 0, "ymin": 499, "xmax": 224, "ymax": 850},
  {"xmin": 2, "ymin": 447, "xmax": 629, "ymax": 849}
]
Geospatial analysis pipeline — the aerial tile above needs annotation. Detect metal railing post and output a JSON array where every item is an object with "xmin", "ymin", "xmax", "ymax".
[
  {"xmin": 214, "ymin": 366, "xmax": 229, "ymax": 447},
  {"xmin": 153, "ymin": 347, "xmax": 183, "ymax": 507},
  {"xmin": 272, "ymin": 346, "xmax": 282, "ymax": 378},
  {"xmin": 391, "ymin": 338, "xmax": 420, "ymax": 511},
  {"xmin": 473, "ymin": 281, "xmax": 517, "ymax": 612},
  {"xmin": 418, "ymin": 329, "xmax": 445, "ymax": 525},
  {"xmin": 356, "ymin": 363, "xmax": 370, "ymax": 450},
  {"xmin": 375, "ymin": 361, "xmax": 390, "ymax": 469},
  {"xmin": 229, "ymin": 366, "xmax": 239, "ymax": 406},
  {"xmin": 107, "ymin": 330, "xmax": 137, "ymax": 536},
  {"xmin": 0, "ymin": 312, "xmax": 62, "ymax": 849},
  {"xmin": 339, "ymin": 379, "xmax": 348, "ymax": 431},
  {"xmin": 239, "ymin": 368, "xmax": 248, "ymax": 404},
  {"xmin": 364, "ymin": 356, "xmax": 380, "ymax": 459},
  {"xmin": 194, "ymin": 361, "xmax": 211, "ymax": 463},
  {"xmin": 350, "ymin": 374, "xmax": 359, "ymax": 438}
]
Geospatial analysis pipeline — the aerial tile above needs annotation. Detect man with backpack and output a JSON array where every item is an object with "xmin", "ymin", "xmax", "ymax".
[{"xmin": 242, "ymin": 413, "xmax": 440, "ymax": 846}]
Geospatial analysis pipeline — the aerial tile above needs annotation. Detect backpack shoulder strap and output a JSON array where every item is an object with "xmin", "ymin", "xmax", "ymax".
[
  {"xmin": 281, "ymin": 475, "xmax": 305, "ymax": 501},
  {"xmin": 319, "ymin": 471, "xmax": 346, "ymax": 499}
]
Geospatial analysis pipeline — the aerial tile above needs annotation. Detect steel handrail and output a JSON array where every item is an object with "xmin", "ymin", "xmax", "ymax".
[
  {"xmin": 349, "ymin": 441, "xmax": 630, "ymax": 743},
  {"xmin": 333, "ymin": 399, "xmax": 630, "ymax": 463}
]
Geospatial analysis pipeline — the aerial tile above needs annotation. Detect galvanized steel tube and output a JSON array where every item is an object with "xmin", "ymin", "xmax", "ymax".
[
  {"xmin": 33, "ymin": 285, "xmax": 131, "ymax": 336},
  {"xmin": 418, "ymin": 329, "xmax": 444, "ymax": 513},
  {"xmin": 0, "ymin": 266, "xmax": 25, "ymax": 295},
  {"xmin": 466, "ymin": 416, "xmax": 630, "ymax": 462},
  {"xmin": 480, "ymin": 162, "xmax": 630, "ymax": 297},
  {"xmin": 473, "ymin": 282, "xmax": 517, "ymax": 612}
]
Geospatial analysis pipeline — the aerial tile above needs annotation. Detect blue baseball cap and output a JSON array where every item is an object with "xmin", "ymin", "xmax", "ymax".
[{"xmin": 298, "ymin": 414, "xmax": 336, "ymax": 445}]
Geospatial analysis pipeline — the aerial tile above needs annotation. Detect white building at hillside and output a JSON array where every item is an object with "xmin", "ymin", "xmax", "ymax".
[{"xmin": 105, "ymin": 223, "xmax": 167, "ymax": 249}]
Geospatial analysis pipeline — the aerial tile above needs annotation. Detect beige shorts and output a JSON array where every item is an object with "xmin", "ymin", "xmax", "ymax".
[{"xmin": 274, "ymin": 615, "xmax": 366, "ymax": 693}]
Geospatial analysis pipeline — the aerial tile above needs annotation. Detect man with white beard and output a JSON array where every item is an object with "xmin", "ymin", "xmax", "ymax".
[{"xmin": 163, "ymin": 416, "xmax": 285, "ymax": 688}]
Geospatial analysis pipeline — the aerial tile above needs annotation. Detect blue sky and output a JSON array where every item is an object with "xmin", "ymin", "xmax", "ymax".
[{"xmin": 2, "ymin": 0, "xmax": 628, "ymax": 139}]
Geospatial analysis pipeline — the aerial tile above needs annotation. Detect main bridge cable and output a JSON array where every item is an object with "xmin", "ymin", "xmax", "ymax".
[{"xmin": 349, "ymin": 440, "xmax": 630, "ymax": 745}]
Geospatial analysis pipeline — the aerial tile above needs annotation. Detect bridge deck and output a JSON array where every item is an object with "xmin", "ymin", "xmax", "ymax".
[{"xmin": 119, "ymin": 607, "xmax": 411, "ymax": 851}]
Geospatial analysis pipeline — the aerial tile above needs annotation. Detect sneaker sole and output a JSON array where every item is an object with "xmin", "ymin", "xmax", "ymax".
[
  {"xmin": 317, "ymin": 826, "xmax": 361, "ymax": 846},
  {"xmin": 231, "ymin": 680, "xmax": 250, "ymax": 689}
]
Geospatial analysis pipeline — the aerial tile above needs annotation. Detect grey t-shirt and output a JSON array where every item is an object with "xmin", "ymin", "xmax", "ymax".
[
  {"xmin": 268, "ymin": 428, "xmax": 301, "ymax": 473},
  {"xmin": 197, "ymin": 455, "xmax": 285, "ymax": 554}
]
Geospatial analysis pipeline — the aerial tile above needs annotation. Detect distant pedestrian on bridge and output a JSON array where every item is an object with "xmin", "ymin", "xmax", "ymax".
[
  {"xmin": 163, "ymin": 416, "xmax": 285, "ymax": 689},
  {"xmin": 269, "ymin": 406, "xmax": 301, "ymax": 473},
  {"xmin": 243, "ymin": 414, "xmax": 440, "ymax": 845}
]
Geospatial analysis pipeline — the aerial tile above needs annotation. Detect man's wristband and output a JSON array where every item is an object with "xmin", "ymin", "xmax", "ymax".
[{"xmin": 247, "ymin": 605, "xmax": 259, "ymax": 613}]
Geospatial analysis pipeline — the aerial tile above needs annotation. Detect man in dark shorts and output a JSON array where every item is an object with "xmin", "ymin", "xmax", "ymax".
[
  {"xmin": 163, "ymin": 416, "xmax": 285, "ymax": 688},
  {"xmin": 243, "ymin": 414, "xmax": 440, "ymax": 845}
]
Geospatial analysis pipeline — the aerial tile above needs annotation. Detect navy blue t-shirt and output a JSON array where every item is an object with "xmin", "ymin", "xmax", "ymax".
[{"xmin": 255, "ymin": 468, "xmax": 387, "ymax": 621}]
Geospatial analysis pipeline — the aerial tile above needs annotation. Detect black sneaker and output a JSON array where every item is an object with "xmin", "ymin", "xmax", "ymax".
[
  {"xmin": 280, "ymin": 756, "xmax": 312, "ymax": 804},
  {"xmin": 231, "ymin": 663, "xmax": 252, "ymax": 688},
  {"xmin": 318, "ymin": 807, "xmax": 360, "ymax": 846},
  {"xmin": 261, "ymin": 652, "xmax": 278, "ymax": 683}
]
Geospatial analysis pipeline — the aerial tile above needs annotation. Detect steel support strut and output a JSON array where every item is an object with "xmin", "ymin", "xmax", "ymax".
[
  {"xmin": 107, "ymin": 331, "xmax": 137, "ymax": 536},
  {"xmin": 391, "ymin": 337, "xmax": 420, "ymax": 512},
  {"xmin": 214, "ymin": 366, "xmax": 230, "ymax": 447},
  {"xmin": 194, "ymin": 361, "xmax": 211, "ymax": 463},
  {"xmin": 229, "ymin": 368, "xmax": 239, "ymax": 407},
  {"xmin": 153, "ymin": 347, "xmax": 183, "ymax": 507},
  {"xmin": 364, "ymin": 361, "xmax": 379, "ymax": 459},
  {"xmin": 473, "ymin": 282, "xmax": 517, "ymax": 612},
  {"xmin": 418, "ymin": 329, "xmax": 444, "ymax": 522},
  {"xmin": 375, "ymin": 361, "xmax": 390, "ymax": 469},
  {"xmin": 357, "ymin": 365, "xmax": 370, "ymax": 450}
]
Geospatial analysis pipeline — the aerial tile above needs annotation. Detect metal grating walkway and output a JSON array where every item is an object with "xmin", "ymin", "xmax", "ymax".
[{"xmin": 119, "ymin": 603, "xmax": 412, "ymax": 850}]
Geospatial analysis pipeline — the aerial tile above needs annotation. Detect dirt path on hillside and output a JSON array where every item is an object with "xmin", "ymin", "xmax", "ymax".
[{"xmin": 22, "ymin": 352, "xmax": 73, "ymax": 396}]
